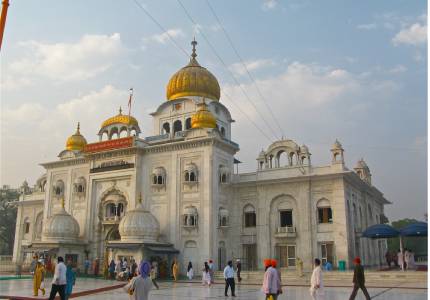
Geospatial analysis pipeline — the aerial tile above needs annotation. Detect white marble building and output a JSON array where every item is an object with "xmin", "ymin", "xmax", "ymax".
[{"xmin": 12, "ymin": 41, "xmax": 389, "ymax": 274}]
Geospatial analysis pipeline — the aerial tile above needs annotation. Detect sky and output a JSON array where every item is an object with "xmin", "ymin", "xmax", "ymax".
[{"xmin": 0, "ymin": 0, "xmax": 427, "ymax": 221}]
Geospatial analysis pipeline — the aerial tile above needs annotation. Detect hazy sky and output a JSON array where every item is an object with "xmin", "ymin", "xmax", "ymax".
[{"xmin": 0, "ymin": 0, "xmax": 427, "ymax": 221}]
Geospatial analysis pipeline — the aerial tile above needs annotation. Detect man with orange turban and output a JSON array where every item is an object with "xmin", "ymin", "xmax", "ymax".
[
  {"xmin": 262, "ymin": 258, "xmax": 281, "ymax": 300},
  {"xmin": 349, "ymin": 257, "xmax": 370, "ymax": 300}
]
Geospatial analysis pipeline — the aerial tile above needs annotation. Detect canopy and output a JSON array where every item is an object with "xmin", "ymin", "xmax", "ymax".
[
  {"xmin": 400, "ymin": 222, "xmax": 428, "ymax": 237},
  {"xmin": 362, "ymin": 224, "xmax": 399, "ymax": 239}
]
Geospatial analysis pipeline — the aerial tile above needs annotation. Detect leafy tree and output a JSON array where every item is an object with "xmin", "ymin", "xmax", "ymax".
[
  {"xmin": 387, "ymin": 218, "xmax": 428, "ymax": 257},
  {"xmin": 0, "ymin": 187, "xmax": 19, "ymax": 255}
]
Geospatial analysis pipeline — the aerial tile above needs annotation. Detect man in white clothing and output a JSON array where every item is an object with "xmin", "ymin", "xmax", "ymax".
[
  {"xmin": 49, "ymin": 256, "xmax": 67, "ymax": 300},
  {"xmin": 310, "ymin": 258, "xmax": 325, "ymax": 300},
  {"xmin": 223, "ymin": 260, "xmax": 236, "ymax": 297}
]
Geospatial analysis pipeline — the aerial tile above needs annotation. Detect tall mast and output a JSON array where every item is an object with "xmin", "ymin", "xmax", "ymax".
[{"xmin": 0, "ymin": 0, "xmax": 10, "ymax": 51}]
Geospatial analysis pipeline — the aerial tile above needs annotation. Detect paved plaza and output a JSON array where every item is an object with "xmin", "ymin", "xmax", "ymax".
[{"xmin": 0, "ymin": 278, "xmax": 427, "ymax": 300}]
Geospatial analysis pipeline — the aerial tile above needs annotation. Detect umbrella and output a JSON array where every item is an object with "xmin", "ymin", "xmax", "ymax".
[
  {"xmin": 400, "ymin": 222, "xmax": 428, "ymax": 237},
  {"xmin": 361, "ymin": 224, "xmax": 400, "ymax": 239}
]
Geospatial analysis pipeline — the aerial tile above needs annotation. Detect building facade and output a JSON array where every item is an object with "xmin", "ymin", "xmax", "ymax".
[{"xmin": 12, "ymin": 41, "xmax": 389, "ymax": 274}]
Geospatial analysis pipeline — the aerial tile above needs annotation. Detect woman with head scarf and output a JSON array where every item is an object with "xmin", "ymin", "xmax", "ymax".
[
  {"xmin": 186, "ymin": 262, "xmax": 194, "ymax": 280},
  {"xmin": 202, "ymin": 262, "xmax": 211, "ymax": 287},
  {"xmin": 33, "ymin": 260, "xmax": 46, "ymax": 296},
  {"xmin": 172, "ymin": 259, "xmax": 179, "ymax": 281},
  {"xmin": 65, "ymin": 261, "xmax": 76, "ymax": 300},
  {"xmin": 124, "ymin": 261, "xmax": 153, "ymax": 300}
]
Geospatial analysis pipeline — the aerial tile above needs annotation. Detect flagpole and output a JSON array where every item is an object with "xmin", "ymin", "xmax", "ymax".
[{"xmin": 128, "ymin": 88, "xmax": 133, "ymax": 117}]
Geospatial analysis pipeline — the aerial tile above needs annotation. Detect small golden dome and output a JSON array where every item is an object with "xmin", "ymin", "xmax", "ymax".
[
  {"xmin": 191, "ymin": 101, "xmax": 217, "ymax": 129},
  {"xmin": 66, "ymin": 123, "xmax": 87, "ymax": 151},
  {"xmin": 166, "ymin": 40, "xmax": 220, "ymax": 101},
  {"xmin": 101, "ymin": 107, "xmax": 139, "ymax": 128}
]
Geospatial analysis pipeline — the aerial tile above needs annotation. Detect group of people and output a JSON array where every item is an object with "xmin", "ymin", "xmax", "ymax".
[
  {"xmin": 108, "ymin": 257, "xmax": 139, "ymax": 281},
  {"xmin": 31, "ymin": 256, "xmax": 76, "ymax": 300},
  {"xmin": 260, "ymin": 256, "xmax": 371, "ymax": 300},
  {"xmin": 397, "ymin": 248, "xmax": 416, "ymax": 271}
]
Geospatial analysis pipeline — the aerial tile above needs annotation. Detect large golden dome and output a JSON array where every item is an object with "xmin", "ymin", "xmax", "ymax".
[
  {"xmin": 66, "ymin": 123, "xmax": 87, "ymax": 151},
  {"xmin": 191, "ymin": 101, "xmax": 217, "ymax": 129},
  {"xmin": 101, "ymin": 107, "xmax": 139, "ymax": 128},
  {"xmin": 166, "ymin": 40, "xmax": 220, "ymax": 101}
]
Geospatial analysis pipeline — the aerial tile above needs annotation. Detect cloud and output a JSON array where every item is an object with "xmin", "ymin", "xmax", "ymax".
[
  {"xmin": 148, "ymin": 28, "xmax": 185, "ymax": 44},
  {"xmin": 388, "ymin": 65, "xmax": 407, "ymax": 74},
  {"xmin": 262, "ymin": 0, "xmax": 277, "ymax": 10},
  {"xmin": 357, "ymin": 23, "xmax": 377, "ymax": 30},
  {"xmin": 392, "ymin": 22, "xmax": 427, "ymax": 46},
  {"xmin": 229, "ymin": 59, "xmax": 275, "ymax": 76},
  {"xmin": 5, "ymin": 33, "xmax": 125, "ymax": 83}
]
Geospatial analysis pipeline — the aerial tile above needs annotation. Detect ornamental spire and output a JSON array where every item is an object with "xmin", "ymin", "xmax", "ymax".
[
  {"xmin": 119, "ymin": 106, "xmax": 123, "ymax": 115},
  {"xmin": 76, "ymin": 122, "xmax": 80, "ymax": 134},
  {"xmin": 191, "ymin": 38, "xmax": 197, "ymax": 59}
]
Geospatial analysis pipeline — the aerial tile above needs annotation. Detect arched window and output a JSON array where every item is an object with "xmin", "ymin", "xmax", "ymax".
[
  {"xmin": 53, "ymin": 180, "xmax": 64, "ymax": 197},
  {"xmin": 117, "ymin": 203, "xmax": 124, "ymax": 217},
  {"xmin": 102, "ymin": 131, "xmax": 109, "ymax": 141},
  {"xmin": 277, "ymin": 150, "xmax": 288, "ymax": 167},
  {"xmin": 74, "ymin": 177, "xmax": 86, "ymax": 194},
  {"xmin": 152, "ymin": 167, "xmax": 166, "ymax": 186},
  {"xmin": 317, "ymin": 198, "xmax": 333, "ymax": 224},
  {"xmin": 219, "ymin": 208, "xmax": 229, "ymax": 227},
  {"xmin": 183, "ymin": 206, "xmax": 198, "ymax": 227},
  {"xmin": 163, "ymin": 122, "xmax": 170, "ymax": 134},
  {"xmin": 185, "ymin": 118, "xmax": 192, "ymax": 130},
  {"xmin": 173, "ymin": 120, "xmax": 182, "ymax": 134},
  {"xmin": 219, "ymin": 165, "xmax": 229, "ymax": 183},
  {"xmin": 189, "ymin": 172, "xmax": 196, "ymax": 181},
  {"xmin": 119, "ymin": 127, "xmax": 128, "ymax": 138},
  {"xmin": 244, "ymin": 204, "xmax": 256, "ymax": 227},
  {"xmin": 220, "ymin": 127, "xmax": 226, "ymax": 137},
  {"xmin": 184, "ymin": 164, "xmax": 198, "ymax": 183},
  {"xmin": 24, "ymin": 218, "xmax": 30, "ymax": 234}
]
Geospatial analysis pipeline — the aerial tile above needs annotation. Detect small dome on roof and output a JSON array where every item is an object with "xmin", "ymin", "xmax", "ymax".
[
  {"xmin": 42, "ymin": 200, "xmax": 80, "ymax": 242},
  {"xmin": 66, "ymin": 123, "xmax": 87, "ymax": 151},
  {"xmin": 332, "ymin": 139, "xmax": 343, "ymax": 150},
  {"xmin": 119, "ymin": 196, "xmax": 160, "ymax": 243}
]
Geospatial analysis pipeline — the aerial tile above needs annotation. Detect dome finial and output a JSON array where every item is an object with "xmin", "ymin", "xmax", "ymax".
[
  {"xmin": 191, "ymin": 38, "xmax": 197, "ymax": 59},
  {"xmin": 76, "ymin": 122, "xmax": 80, "ymax": 134},
  {"xmin": 119, "ymin": 106, "xmax": 123, "ymax": 115}
]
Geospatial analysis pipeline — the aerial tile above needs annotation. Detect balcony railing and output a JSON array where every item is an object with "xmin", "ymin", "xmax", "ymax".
[
  {"xmin": 103, "ymin": 215, "xmax": 124, "ymax": 223},
  {"xmin": 275, "ymin": 226, "xmax": 297, "ymax": 237}
]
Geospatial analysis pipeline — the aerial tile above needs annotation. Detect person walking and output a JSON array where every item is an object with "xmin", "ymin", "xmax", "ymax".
[
  {"xmin": 131, "ymin": 260, "xmax": 138, "ymax": 277},
  {"xmin": 186, "ymin": 262, "xmax": 194, "ymax": 280},
  {"xmin": 48, "ymin": 256, "xmax": 67, "ymax": 300},
  {"xmin": 271, "ymin": 259, "xmax": 282, "ymax": 296},
  {"xmin": 202, "ymin": 262, "xmax": 212, "ymax": 287},
  {"xmin": 349, "ymin": 257, "xmax": 370, "ymax": 300},
  {"xmin": 296, "ymin": 257, "xmax": 304, "ymax": 277},
  {"xmin": 172, "ymin": 260, "xmax": 179, "ymax": 281},
  {"xmin": 30, "ymin": 256, "xmax": 38, "ymax": 276},
  {"xmin": 93, "ymin": 258, "xmax": 100, "ymax": 277},
  {"xmin": 385, "ymin": 251, "xmax": 392, "ymax": 268},
  {"xmin": 236, "ymin": 259, "xmax": 242, "ymax": 283},
  {"xmin": 84, "ymin": 258, "xmax": 90, "ymax": 275},
  {"xmin": 208, "ymin": 260, "xmax": 215, "ymax": 284},
  {"xmin": 150, "ymin": 265, "xmax": 159, "ymax": 289},
  {"xmin": 404, "ymin": 249, "xmax": 410, "ymax": 270},
  {"xmin": 408, "ymin": 249, "xmax": 416, "ymax": 270},
  {"xmin": 124, "ymin": 261, "xmax": 153, "ymax": 300},
  {"xmin": 115, "ymin": 259, "xmax": 122, "ymax": 279},
  {"xmin": 397, "ymin": 249, "xmax": 404, "ymax": 271},
  {"xmin": 33, "ymin": 260, "xmax": 46, "ymax": 296},
  {"xmin": 65, "ymin": 261, "xmax": 76, "ymax": 300},
  {"xmin": 224, "ymin": 260, "xmax": 236, "ymax": 297},
  {"xmin": 310, "ymin": 258, "xmax": 324, "ymax": 300},
  {"xmin": 109, "ymin": 259, "xmax": 116, "ymax": 279},
  {"xmin": 262, "ymin": 259, "xmax": 281, "ymax": 300}
]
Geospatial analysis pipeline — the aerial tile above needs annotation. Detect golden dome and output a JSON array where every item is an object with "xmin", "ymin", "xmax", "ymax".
[
  {"xmin": 66, "ymin": 123, "xmax": 87, "ymax": 151},
  {"xmin": 191, "ymin": 101, "xmax": 217, "ymax": 129},
  {"xmin": 166, "ymin": 40, "xmax": 220, "ymax": 101},
  {"xmin": 101, "ymin": 107, "xmax": 139, "ymax": 128}
]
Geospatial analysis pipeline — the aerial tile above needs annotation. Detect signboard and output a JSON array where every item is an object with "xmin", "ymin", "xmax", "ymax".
[{"xmin": 84, "ymin": 137, "xmax": 134, "ymax": 153}]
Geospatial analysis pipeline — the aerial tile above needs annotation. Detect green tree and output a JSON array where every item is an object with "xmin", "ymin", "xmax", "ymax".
[
  {"xmin": 387, "ymin": 218, "xmax": 428, "ymax": 258},
  {"xmin": 0, "ymin": 187, "xmax": 19, "ymax": 255}
]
